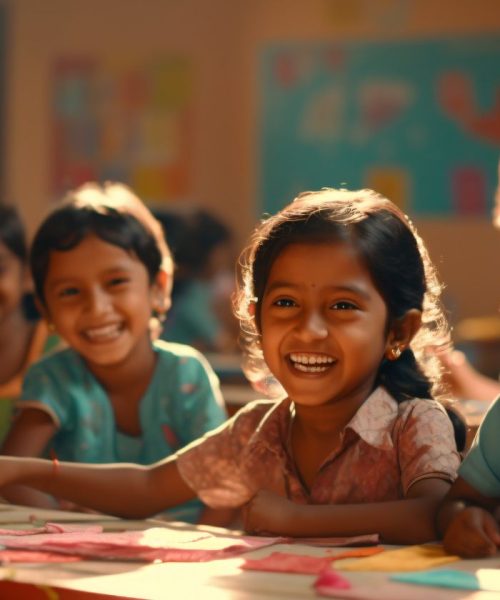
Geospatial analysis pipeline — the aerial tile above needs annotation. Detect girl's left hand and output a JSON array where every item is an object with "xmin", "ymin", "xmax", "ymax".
[{"xmin": 242, "ymin": 489, "xmax": 299, "ymax": 535}]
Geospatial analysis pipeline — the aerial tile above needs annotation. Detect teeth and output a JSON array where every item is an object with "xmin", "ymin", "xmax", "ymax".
[
  {"xmin": 289, "ymin": 353, "xmax": 335, "ymax": 372},
  {"xmin": 290, "ymin": 353, "xmax": 335, "ymax": 365},
  {"xmin": 85, "ymin": 324, "xmax": 121, "ymax": 341}
]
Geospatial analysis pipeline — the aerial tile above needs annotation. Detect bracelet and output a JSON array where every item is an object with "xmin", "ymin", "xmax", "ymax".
[{"xmin": 50, "ymin": 449, "xmax": 60, "ymax": 477}]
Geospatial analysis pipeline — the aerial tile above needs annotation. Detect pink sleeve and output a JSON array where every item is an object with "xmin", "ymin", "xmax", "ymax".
[
  {"xmin": 397, "ymin": 400, "xmax": 460, "ymax": 494},
  {"xmin": 175, "ymin": 403, "xmax": 267, "ymax": 508}
]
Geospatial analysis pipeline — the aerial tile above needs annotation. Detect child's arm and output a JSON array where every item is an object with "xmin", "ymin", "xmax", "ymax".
[
  {"xmin": 1, "ymin": 409, "xmax": 61, "ymax": 508},
  {"xmin": 243, "ymin": 478, "xmax": 450, "ymax": 544},
  {"xmin": 437, "ymin": 476, "xmax": 500, "ymax": 558},
  {"xmin": 0, "ymin": 454, "xmax": 196, "ymax": 519}
]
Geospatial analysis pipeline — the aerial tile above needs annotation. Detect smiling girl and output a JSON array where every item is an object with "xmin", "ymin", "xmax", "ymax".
[
  {"xmin": 0, "ymin": 184, "xmax": 227, "ymax": 524},
  {"xmin": 0, "ymin": 188, "xmax": 459, "ymax": 543}
]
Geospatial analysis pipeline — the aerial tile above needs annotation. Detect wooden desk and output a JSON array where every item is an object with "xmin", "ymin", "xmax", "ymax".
[{"xmin": 0, "ymin": 504, "xmax": 499, "ymax": 599}]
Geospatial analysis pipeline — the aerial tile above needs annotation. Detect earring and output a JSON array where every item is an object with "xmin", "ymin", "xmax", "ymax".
[
  {"xmin": 389, "ymin": 346, "xmax": 402, "ymax": 360},
  {"xmin": 47, "ymin": 322, "xmax": 56, "ymax": 332}
]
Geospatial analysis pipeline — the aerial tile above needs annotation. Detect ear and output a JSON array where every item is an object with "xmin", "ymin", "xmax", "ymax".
[
  {"xmin": 152, "ymin": 269, "xmax": 172, "ymax": 315},
  {"xmin": 35, "ymin": 297, "xmax": 54, "ymax": 327},
  {"xmin": 385, "ymin": 309, "xmax": 422, "ymax": 360}
]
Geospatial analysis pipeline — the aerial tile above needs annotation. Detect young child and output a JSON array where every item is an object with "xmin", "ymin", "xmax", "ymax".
[
  {"xmin": 0, "ymin": 188, "xmax": 460, "ymax": 543},
  {"xmin": 0, "ymin": 205, "xmax": 59, "ymax": 444},
  {"xmin": 0, "ymin": 183, "xmax": 228, "ymax": 524},
  {"xmin": 437, "ymin": 394, "xmax": 500, "ymax": 558}
]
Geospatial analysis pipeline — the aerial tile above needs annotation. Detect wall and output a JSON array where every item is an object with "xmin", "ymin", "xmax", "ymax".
[{"xmin": 3, "ymin": 0, "xmax": 500, "ymax": 325}]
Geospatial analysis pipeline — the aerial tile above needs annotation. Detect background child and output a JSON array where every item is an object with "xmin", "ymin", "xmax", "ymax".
[
  {"xmin": 153, "ymin": 206, "xmax": 238, "ymax": 353},
  {"xmin": 437, "ymin": 394, "xmax": 500, "ymax": 558},
  {"xmin": 0, "ymin": 183, "xmax": 228, "ymax": 525},
  {"xmin": 0, "ymin": 205, "xmax": 60, "ymax": 444},
  {"xmin": 0, "ymin": 188, "xmax": 459, "ymax": 543}
]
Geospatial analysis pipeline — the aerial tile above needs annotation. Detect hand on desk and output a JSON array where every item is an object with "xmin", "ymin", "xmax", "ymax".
[
  {"xmin": 443, "ymin": 506, "xmax": 500, "ymax": 558},
  {"xmin": 243, "ymin": 489, "xmax": 298, "ymax": 536}
]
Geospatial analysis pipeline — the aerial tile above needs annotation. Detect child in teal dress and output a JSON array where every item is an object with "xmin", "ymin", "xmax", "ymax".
[{"xmin": 1, "ymin": 183, "xmax": 228, "ymax": 524}]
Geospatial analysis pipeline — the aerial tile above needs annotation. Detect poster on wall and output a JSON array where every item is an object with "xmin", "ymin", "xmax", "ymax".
[
  {"xmin": 260, "ymin": 36, "xmax": 500, "ymax": 217},
  {"xmin": 51, "ymin": 57, "xmax": 192, "ymax": 203}
]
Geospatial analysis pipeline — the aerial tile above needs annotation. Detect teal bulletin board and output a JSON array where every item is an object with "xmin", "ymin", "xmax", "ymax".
[{"xmin": 260, "ymin": 36, "xmax": 500, "ymax": 217}]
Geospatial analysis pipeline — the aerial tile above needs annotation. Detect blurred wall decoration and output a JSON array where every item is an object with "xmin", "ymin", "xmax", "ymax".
[
  {"xmin": 260, "ymin": 35, "xmax": 500, "ymax": 217},
  {"xmin": 51, "ymin": 57, "xmax": 192, "ymax": 203}
]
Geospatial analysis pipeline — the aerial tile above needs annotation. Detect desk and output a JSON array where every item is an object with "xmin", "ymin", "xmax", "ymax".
[{"xmin": 0, "ymin": 504, "xmax": 499, "ymax": 599}]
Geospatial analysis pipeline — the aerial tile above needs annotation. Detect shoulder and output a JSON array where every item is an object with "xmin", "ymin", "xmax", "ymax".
[
  {"xmin": 25, "ymin": 347, "xmax": 83, "ymax": 378},
  {"xmin": 153, "ymin": 339, "xmax": 209, "ymax": 364}
]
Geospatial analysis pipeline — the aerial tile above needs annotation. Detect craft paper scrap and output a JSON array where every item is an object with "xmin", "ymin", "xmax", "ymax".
[
  {"xmin": 0, "ymin": 524, "xmax": 283, "ymax": 562},
  {"xmin": 0, "ymin": 549, "xmax": 83, "ymax": 563},
  {"xmin": 314, "ymin": 568, "xmax": 352, "ymax": 593},
  {"xmin": 242, "ymin": 547, "xmax": 384, "ymax": 574},
  {"xmin": 337, "ymin": 544, "xmax": 460, "ymax": 572},
  {"xmin": 392, "ymin": 569, "xmax": 500, "ymax": 592}
]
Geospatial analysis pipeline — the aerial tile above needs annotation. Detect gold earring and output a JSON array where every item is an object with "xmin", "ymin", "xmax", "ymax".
[
  {"xmin": 47, "ymin": 322, "xmax": 56, "ymax": 332},
  {"xmin": 389, "ymin": 346, "xmax": 402, "ymax": 360}
]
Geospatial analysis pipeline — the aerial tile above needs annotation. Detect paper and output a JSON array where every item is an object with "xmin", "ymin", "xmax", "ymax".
[
  {"xmin": 337, "ymin": 544, "xmax": 460, "ymax": 572},
  {"xmin": 0, "ymin": 523, "xmax": 282, "ymax": 562},
  {"xmin": 392, "ymin": 568, "xmax": 500, "ymax": 592}
]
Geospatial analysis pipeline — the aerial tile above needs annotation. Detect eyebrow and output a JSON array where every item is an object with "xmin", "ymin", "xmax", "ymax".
[
  {"xmin": 264, "ymin": 280, "xmax": 372, "ymax": 300},
  {"xmin": 46, "ymin": 266, "xmax": 133, "ymax": 290}
]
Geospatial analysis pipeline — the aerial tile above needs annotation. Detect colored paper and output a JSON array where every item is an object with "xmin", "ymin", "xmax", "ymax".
[
  {"xmin": 337, "ymin": 544, "xmax": 460, "ymax": 572},
  {"xmin": 392, "ymin": 568, "xmax": 500, "ymax": 592}
]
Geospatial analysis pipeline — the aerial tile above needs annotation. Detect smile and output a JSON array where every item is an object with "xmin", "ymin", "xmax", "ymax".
[
  {"xmin": 83, "ymin": 323, "xmax": 123, "ymax": 342},
  {"xmin": 289, "ymin": 352, "xmax": 336, "ymax": 373}
]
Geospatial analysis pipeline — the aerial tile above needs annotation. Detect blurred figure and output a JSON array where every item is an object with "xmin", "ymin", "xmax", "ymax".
[
  {"xmin": 153, "ymin": 206, "xmax": 239, "ymax": 353},
  {"xmin": 0, "ymin": 205, "xmax": 60, "ymax": 444},
  {"xmin": 436, "ymin": 157, "xmax": 500, "ymax": 403}
]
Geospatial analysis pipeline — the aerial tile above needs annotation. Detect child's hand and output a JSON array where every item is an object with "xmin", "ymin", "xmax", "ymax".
[
  {"xmin": 242, "ymin": 489, "xmax": 299, "ymax": 536},
  {"xmin": 443, "ymin": 506, "xmax": 500, "ymax": 558}
]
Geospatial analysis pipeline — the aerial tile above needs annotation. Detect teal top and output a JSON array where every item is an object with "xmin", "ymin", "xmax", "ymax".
[
  {"xmin": 19, "ymin": 339, "xmax": 227, "ymax": 522},
  {"xmin": 459, "ymin": 395, "xmax": 500, "ymax": 497}
]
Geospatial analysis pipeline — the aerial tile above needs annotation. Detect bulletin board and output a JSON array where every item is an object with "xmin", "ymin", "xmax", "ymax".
[
  {"xmin": 260, "ymin": 36, "xmax": 500, "ymax": 217},
  {"xmin": 51, "ymin": 57, "xmax": 193, "ymax": 203}
]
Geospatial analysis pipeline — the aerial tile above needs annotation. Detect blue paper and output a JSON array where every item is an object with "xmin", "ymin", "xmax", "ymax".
[{"xmin": 391, "ymin": 569, "xmax": 480, "ymax": 590}]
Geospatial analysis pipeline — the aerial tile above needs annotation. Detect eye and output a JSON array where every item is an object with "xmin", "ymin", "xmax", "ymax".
[
  {"xmin": 108, "ymin": 276, "xmax": 130, "ymax": 287},
  {"xmin": 274, "ymin": 297, "xmax": 297, "ymax": 308},
  {"xmin": 58, "ymin": 286, "xmax": 79, "ymax": 298},
  {"xmin": 331, "ymin": 300, "xmax": 358, "ymax": 310}
]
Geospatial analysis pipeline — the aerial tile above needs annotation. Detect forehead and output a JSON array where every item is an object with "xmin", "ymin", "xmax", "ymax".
[
  {"xmin": 45, "ymin": 234, "xmax": 142, "ymax": 278},
  {"xmin": 266, "ymin": 241, "xmax": 371, "ymax": 284}
]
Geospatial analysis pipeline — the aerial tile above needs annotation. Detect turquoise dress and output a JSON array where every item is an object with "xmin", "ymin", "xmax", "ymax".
[
  {"xmin": 19, "ymin": 340, "xmax": 227, "ymax": 522},
  {"xmin": 459, "ymin": 395, "xmax": 500, "ymax": 497}
]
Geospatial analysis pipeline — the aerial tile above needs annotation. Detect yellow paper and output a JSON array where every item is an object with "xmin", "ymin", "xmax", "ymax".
[{"xmin": 337, "ymin": 544, "xmax": 460, "ymax": 572}]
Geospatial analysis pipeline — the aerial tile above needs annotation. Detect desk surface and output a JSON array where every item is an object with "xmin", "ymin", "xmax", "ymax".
[{"xmin": 0, "ymin": 504, "xmax": 499, "ymax": 600}]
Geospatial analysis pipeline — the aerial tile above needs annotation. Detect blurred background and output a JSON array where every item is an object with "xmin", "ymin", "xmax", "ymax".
[{"xmin": 0, "ymin": 0, "xmax": 499, "ymax": 373}]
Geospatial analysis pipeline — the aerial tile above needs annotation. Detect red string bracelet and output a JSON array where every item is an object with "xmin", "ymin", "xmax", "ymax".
[{"xmin": 50, "ymin": 449, "xmax": 60, "ymax": 476}]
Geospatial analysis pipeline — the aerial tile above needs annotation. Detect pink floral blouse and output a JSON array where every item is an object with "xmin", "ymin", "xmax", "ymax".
[{"xmin": 176, "ymin": 386, "xmax": 460, "ymax": 508}]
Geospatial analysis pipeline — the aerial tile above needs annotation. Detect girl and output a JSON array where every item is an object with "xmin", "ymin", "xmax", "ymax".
[
  {"xmin": 0, "ymin": 188, "xmax": 459, "ymax": 543},
  {"xmin": 0, "ymin": 205, "xmax": 59, "ymax": 444},
  {"xmin": 0, "ymin": 183, "xmax": 228, "ymax": 525}
]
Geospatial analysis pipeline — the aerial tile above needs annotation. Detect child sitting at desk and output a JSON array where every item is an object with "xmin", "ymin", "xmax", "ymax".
[
  {"xmin": 0, "ymin": 205, "xmax": 60, "ymax": 444},
  {"xmin": 0, "ymin": 183, "xmax": 228, "ymax": 525},
  {"xmin": 0, "ymin": 188, "xmax": 459, "ymax": 543}
]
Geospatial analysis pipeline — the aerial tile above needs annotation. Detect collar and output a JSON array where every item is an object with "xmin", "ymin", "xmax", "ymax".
[{"xmin": 346, "ymin": 386, "xmax": 400, "ymax": 450}]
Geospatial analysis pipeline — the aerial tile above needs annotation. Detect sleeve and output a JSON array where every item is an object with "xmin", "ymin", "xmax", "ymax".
[
  {"xmin": 171, "ymin": 350, "xmax": 227, "ymax": 447},
  {"xmin": 459, "ymin": 396, "xmax": 500, "ymax": 497},
  {"xmin": 397, "ymin": 399, "xmax": 461, "ymax": 494},
  {"xmin": 175, "ymin": 402, "xmax": 265, "ymax": 508},
  {"xmin": 18, "ymin": 358, "xmax": 74, "ymax": 429}
]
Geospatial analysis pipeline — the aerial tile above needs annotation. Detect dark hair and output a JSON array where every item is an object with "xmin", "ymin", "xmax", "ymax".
[
  {"xmin": 152, "ymin": 207, "xmax": 231, "ymax": 299},
  {"xmin": 235, "ymin": 188, "xmax": 450, "ymax": 402},
  {"xmin": 0, "ymin": 204, "xmax": 28, "ymax": 262},
  {"xmin": 31, "ymin": 201, "xmax": 163, "ymax": 307}
]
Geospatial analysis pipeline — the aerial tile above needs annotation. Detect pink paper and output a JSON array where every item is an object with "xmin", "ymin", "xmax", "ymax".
[
  {"xmin": 242, "ymin": 552, "xmax": 334, "ymax": 574},
  {"xmin": 314, "ymin": 568, "xmax": 352, "ymax": 593},
  {"xmin": 0, "ymin": 524, "xmax": 282, "ymax": 562},
  {"xmin": 292, "ymin": 534, "xmax": 379, "ymax": 547}
]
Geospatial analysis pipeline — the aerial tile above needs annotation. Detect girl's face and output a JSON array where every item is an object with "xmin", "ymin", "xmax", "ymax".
[
  {"xmin": 0, "ymin": 241, "xmax": 30, "ymax": 327},
  {"xmin": 41, "ymin": 234, "xmax": 162, "ymax": 370},
  {"xmin": 259, "ymin": 241, "xmax": 393, "ymax": 409}
]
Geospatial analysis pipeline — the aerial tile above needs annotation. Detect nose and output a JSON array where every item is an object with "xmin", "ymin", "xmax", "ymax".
[
  {"xmin": 84, "ymin": 286, "xmax": 112, "ymax": 316},
  {"xmin": 297, "ymin": 309, "xmax": 328, "ymax": 341}
]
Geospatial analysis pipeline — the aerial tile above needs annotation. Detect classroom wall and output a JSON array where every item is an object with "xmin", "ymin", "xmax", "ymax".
[{"xmin": 2, "ymin": 0, "xmax": 500, "ymax": 326}]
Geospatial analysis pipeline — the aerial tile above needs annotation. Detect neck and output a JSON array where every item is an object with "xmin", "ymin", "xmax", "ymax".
[{"xmin": 85, "ymin": 336, "xmax": 157, "ymax": 396}]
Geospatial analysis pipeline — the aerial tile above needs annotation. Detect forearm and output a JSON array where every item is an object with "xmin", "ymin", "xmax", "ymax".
[
  {"xmin": 281, "ymin": 497, "xmax": 440, "ymax": 544},
  {"xmin": 1, "ymin": 484, "xmax": 61, "ymax": 510},
  {"xmin": 1, "ymin": 456, "xmax": 178, "ymax": 519}
]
